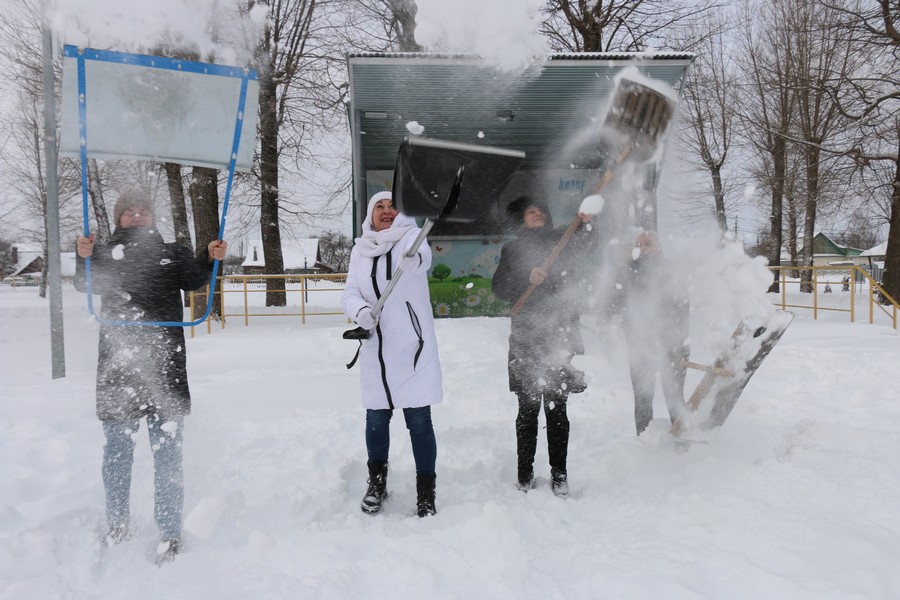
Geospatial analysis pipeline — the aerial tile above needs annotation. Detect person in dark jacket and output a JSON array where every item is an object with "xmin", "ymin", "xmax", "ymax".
[
  {"xmin": 491, "ymin": 196, "xmax": 593, "ymax": 497},
  {"xmin": 620, "ymin": 230, "xmax": 689, "ymax": 435},
  {"xmin": 75, "ymin": 188, "xmax": 227, "ymax": 563}
]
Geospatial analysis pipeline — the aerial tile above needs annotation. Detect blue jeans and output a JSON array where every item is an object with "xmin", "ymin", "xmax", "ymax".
[
  {"xmin": 102, "ymin": 414, "xmax": 184, "ymax": 540},
  {"xmin": 365, "ymin": 407, "xmax": 437, "ymax": 476}
]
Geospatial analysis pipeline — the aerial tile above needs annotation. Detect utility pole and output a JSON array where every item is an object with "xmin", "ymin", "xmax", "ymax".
[{"xmin": 43, "ymin": 24, "xmax": 65, "ymax": 378}]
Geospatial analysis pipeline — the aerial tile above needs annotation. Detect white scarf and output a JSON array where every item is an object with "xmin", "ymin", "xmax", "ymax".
[{"xmin": 355, "ymin": 204, "xmax": 417, "ymax": 258}]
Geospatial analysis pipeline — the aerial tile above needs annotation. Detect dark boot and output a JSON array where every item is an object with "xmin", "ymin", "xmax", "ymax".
[
  {"xmin": 416, "ymin": 473, "xmax": 436, "ymax": 517},
  {"xmin": 361, "ymin": 461, "xmax": 388, "ymax": 515},
  {"xmin": 551, "ymin": 468, "xmax": 569, "ymax": 498},
  {"xmin": 155, "ymin": 538, "xmax": 180, "ymax": 565}
]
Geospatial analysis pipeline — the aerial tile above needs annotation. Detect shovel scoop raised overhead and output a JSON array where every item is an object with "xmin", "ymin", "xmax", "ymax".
[
  {"xmin": 597, "ymin": 71, "xmax": 679, "ymax": 163},
  {"xmin": 343, "ymin": 137, "xmax": 525, "ymax": 343}
]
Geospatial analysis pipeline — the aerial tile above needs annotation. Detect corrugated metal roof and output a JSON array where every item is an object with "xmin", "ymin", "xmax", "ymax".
[{"xmin": 347, "ymin": 52, "xmax": 695, "ymax": 174}]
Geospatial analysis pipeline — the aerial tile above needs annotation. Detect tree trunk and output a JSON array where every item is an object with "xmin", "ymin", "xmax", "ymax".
[
  {"xmin": 392, "ymin": 0, "xmax": 423, "ymax": 51},
  {"xmin": 189, "ymin": 166, "xmax": 223, "ymax": 321},
  {"xmin": 800, "ymin": 146, "xmax": 820, "ymax": 293},
  {"xmin": 786, "ymin": 193, "xmax": 800, "ymax": 280},
  {"xmin": 711, "ymin": 164, "xmax": 726, "ymax": 231},
  {"xmin": 165, "ymin": 162, "xmax": 193, "ymax": 307},
  {"xmin": 87, "ymin": 158, "xmax": 111, "ymax": 243},
  {"xmin": 767, "ymin": 139, "xmax": 786, "ymax": 293},
  {"xmin": 881, "ymin": 142, "xmax": 900, "ymax": 304},
  {"xmin": 258, "ymin": 51, "xmax": 286, "ymax": 306},
  {"xmin": 165, "ymin": 163, "xmax": 193, "ymax": 250}
]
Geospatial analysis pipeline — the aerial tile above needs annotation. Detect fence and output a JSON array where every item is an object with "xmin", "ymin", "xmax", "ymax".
[
  {"xmin": 768, "ymin": 265, "xmax": 897, "ymax": 329},
  {"xmin": 184, "ymin": 267, "xmax": 899, "ymax": 336},
  {"xmin": 188, "ymin": 273, "xmax": 348, "ymax": 337}
]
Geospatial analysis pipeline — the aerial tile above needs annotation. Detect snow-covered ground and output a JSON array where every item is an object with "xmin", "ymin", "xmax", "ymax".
[{"xmin": 1, "ymin": 283, "xmax": 898, "ymax": 600}]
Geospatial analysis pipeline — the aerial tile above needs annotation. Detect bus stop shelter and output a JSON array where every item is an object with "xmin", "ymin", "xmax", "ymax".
[{"xmin": 346, "ymin": 52, "xmax": 695, "ymax": 316}]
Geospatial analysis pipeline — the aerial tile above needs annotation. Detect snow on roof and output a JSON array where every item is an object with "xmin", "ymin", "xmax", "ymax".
[
  {"xmin": 10, "ymin": 244, "xmax": 42, "ymax": 276},
  {"xmin": 61, "ymin": 252, "xmax": 76, "ymax": 277},
  {"xmin": 242, "ymin": 239, "xmax": 319, "ymax": 270},
  {"xmin": 8, "ymin": 250, "xmax": 77, "ymax": 278},
  {"xmin": 861, "ymin": 241, "xmax": 887, "ymax": 257}
]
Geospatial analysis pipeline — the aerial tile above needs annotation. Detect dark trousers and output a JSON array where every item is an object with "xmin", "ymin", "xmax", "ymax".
[
  {"xmin": 365, "ymin": 406, "xmax": 437, "ymax": 476},
  {"xmin": 516, "ymin": 391, "xmax": 569, "ymax": 478},
  {"xmin": 630, "ymin": 354, "xmax": 687, "ymax": 435}
]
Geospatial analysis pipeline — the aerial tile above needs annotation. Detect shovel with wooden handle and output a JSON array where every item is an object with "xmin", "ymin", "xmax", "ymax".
[{"xmin": 509, "ymin": 76, "xmax": 677, "ymax": 316}]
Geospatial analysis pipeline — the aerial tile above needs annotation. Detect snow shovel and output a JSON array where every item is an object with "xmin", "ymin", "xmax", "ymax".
[
  {"xmin": 510, "ymin": 74, "xmax": 678, "ymax": 315},
  {"xmin": 343, "ymin": 137, "xmax": 526, "ymax": 342},
  {"xmin": 671, "ymin": 310, "xmax": 795, "ymax": 442}
]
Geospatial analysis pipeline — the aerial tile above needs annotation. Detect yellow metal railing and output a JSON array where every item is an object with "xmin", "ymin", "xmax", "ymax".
[
  {"xmin": 768, "ymin": 265, "xmax": 897, "ymax": 329},
  {"xmin": 188, "ymin": 273, "xmax": 348, "ymax": 337},
  {"xmin": 185, "ymin": 267, "xmax": 898, "ymax": 336}
]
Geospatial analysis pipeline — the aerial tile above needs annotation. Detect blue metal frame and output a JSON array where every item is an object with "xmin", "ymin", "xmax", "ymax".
[{"xmin": 70, "ymin": 45, "xmax": 256, "ymax": 327}]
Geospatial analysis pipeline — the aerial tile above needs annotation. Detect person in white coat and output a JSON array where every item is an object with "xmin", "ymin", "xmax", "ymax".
[{"xmin": 341, "ymin": 191, "xmax": 442, "ymax": 517}]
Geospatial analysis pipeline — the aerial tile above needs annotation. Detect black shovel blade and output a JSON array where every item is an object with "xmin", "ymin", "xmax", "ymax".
[{"xmin": 393, "ymin": 137, "xmax": 525, "ymax": 221}]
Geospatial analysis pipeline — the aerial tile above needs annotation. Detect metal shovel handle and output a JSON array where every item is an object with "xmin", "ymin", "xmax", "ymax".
[
  {"xmin": 370, "ymin": 220, "xmax": 435, "ymax": 320},
  {"xmin": 343, "ymin": 165, "xmax": 466, "ymax": 339}
]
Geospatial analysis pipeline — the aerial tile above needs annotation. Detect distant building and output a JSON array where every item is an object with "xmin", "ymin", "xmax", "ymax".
[
  {"xmin": 811, "ymin": 233, "xmax": 865, "ymax": 267},
  {"xmin": 4, "ymin": 243, "xmax": 76, "ymax": 282},
  {"xmin": 860, "ymin": 241, "xmax": 887, "ymax": 281},
  {"xmin": 240, "ymin": 239, "xmax": 332, "ymax": 275},
  {"xmin": 777, "ymin": 233, "xmax": 866, "ymax": 269}
]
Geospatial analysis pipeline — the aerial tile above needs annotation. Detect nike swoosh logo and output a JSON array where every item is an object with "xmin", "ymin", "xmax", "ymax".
[{"xmin": 159, "ymin": 259, "xmax": 173, "ymax": 265}]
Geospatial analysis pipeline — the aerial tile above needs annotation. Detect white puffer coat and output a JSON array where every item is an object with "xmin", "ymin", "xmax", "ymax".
[{"xmin": 341, "ymin": 199, "xmax": 443, "ymax": 410}]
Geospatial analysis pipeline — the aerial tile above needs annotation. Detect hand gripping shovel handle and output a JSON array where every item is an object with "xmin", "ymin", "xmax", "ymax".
[
  {"xmin": 508, "ymin": 80, "xmax": 675, "ymax": 316},
  {"xmin": 509, "ymin": 144, "xmax": 633, "ymax": 316},
  {"xmin": 370, "ymin": 221, "xmax": 435, "ymax": 319},
  {"xmin": 342, "ymin": 223, "xmax": 434, "ymax": 341}
]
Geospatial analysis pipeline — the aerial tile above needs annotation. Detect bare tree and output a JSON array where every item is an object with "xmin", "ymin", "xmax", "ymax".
[
  {"xmin": 834, "ymin": 211, "xmax": 881, "ymax": 250},
  {"xmin": 189, "ymin": 167, "xmax": 224, "ymax": 320},
  {"xmin": 784, "ymin": 0, "xmax": 857, "ymax": 291},
  {"xmin": 817, "ymin": 0, "xmax": 900, "ymax": 301},
  {"xmin": 317, "ymin": 229, "xmax": 352, "ymax": 271},
  {"xmin": 163, "ymin": 163, "xmax": 193, "ymax": 251},
  {"xmin": 246, "ymin": 0, "xmax": 319, "ymax": 306},
  {"xmin": 738, "ymin": 0, "xmax": 798, "ymax": 290},
  {"xmin": 0, "ymin": 3, "xmax": 81, "ymax": 295},
  {"xmin": 540, "ymin": 0, "xmax": 717, "ymax": 52},
  {"xmin": 678, "ymin": 10, "xmax": 739, "ymax": 232},
  {"xmin": 85, "ymin": 159, "xmax": 112, "ymax": 243},
  {"xmin": 0, "ymin": 238, "xmax": 15, "ymax": 278},
  {"xmin": 353, "ymin": 0, "xmax": 422, "ymax": 51}
]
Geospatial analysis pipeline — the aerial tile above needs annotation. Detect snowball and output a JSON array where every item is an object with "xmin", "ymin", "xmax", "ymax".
[
  {"xmin": 185, "ymin": 495, "xmax": 227, "ymax": 540},
  {"xmin": 579, "ymin": 194, "xmax": 605, "ymax": 215},
  {"xmin": 111, "ymin": 244, "xmax": 125, "ymax": 260},
  {"xmin": 406, "ymin": 121, "xmax": 425, "ymax": 135}
]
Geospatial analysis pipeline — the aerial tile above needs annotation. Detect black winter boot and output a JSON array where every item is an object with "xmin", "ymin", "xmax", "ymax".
[
  {"xmin": 416, "ymin": 473, "xmax": 436, "ymax": 517},
  {"xmin": 551, "ymin": 468, "xmax": 569, "ymax": 498},
  {"xmin": 361, "ymin": 461, "xmax": 389, "ymax": 515}
]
